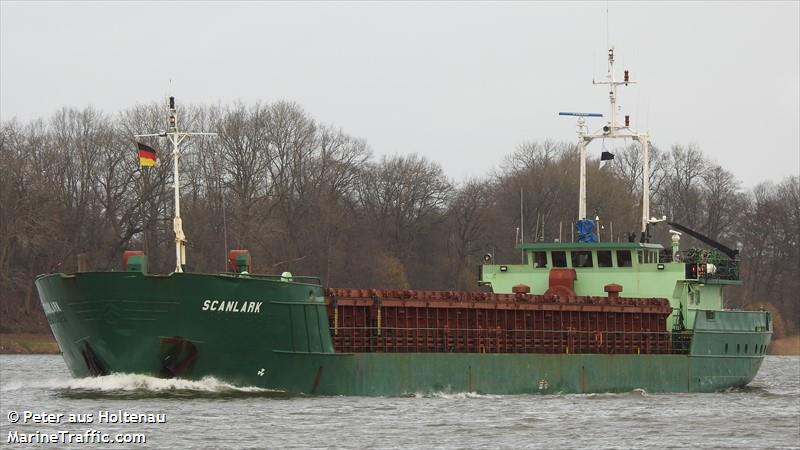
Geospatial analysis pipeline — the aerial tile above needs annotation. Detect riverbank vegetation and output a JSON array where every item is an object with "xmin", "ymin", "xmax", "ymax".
[{"xmin": 1, "ymin": 102, "xmax": 797, "ymax": 340}]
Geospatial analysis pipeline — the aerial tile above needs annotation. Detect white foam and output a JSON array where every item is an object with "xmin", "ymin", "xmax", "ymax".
[
  {"xmin": 2, "ymin": 373, "xmax": 275, "ymax": 394},
  {"xmin": 410, "ymin": 391, "xmax": 503, "ymax": 399}
]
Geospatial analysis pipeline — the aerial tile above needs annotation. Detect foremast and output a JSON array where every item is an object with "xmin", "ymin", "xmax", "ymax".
[{"xmin": 135, "ymin": 97, "xmax": 217, "ymax": 273}]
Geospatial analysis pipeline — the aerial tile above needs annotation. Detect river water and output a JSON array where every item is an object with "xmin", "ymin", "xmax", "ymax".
[{"xmin": 0, "ymin": 355, "xmax": 798, "ymax": 449}]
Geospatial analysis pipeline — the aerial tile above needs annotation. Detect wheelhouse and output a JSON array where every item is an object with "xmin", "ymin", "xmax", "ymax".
[{"xmin": 518, "ymin": 242, "xmax": 664, "ymax": 270}]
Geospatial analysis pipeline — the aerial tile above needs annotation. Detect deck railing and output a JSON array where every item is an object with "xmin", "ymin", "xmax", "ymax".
[
  {"xmin": 703, "ymin": 259, "xmax": 739, "ymax": 281},
  {"xmin": 220, "ymin": 272, "xmax": 322, "ymax": 285},
  {"xmin": 669, "ymin": 249, "xmax": 740, "ymax": 281}
]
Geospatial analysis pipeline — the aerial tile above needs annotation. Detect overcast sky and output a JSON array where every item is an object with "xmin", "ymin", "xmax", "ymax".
[{"xmin": 2, "ymin": 1, "xmax": 798, "ymax": 188}]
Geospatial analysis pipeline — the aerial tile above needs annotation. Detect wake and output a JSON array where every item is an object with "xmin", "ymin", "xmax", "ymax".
[{"xmin": 2, "ymin": 373, "xmax": 287, "ymax": 400}]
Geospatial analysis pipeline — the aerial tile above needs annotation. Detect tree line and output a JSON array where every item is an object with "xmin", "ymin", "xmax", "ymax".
[{"xmin": 1, "ymin": 101, "xmax": 797, "ymax": 337}]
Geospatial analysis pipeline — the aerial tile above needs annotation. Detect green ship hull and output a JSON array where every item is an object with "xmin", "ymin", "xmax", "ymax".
[{"xmin": 36, "ymin": 271, "xmax": 771, "ymax": 396}]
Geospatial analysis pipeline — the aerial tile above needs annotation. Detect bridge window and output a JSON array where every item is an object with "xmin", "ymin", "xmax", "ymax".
[
  {"xmin": 637, "ymin": 250, "xmax": 658, "ymax": 264},
  {"xmin": 597, "ymin": 250, "xmax": 612, "ymax": 267},
  {"xmin": 533, "ymin": 251, "xmax": 548, "ymax": 268},
  {"xmin": 616, "ymin": 250, "xmax": 632, "ymax": 267},
  {"xmin": 552, "ymin": 251, "xmax": 567, "ymax": 268},
  {"xmin": 571, "ymin": 251, "xmax": 593, "ymax": 268}
]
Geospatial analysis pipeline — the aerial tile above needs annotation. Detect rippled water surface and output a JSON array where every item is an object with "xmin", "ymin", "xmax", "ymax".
[{"xmin": 1, "ymin": 355, "xmax": 798, "ymax": 449}]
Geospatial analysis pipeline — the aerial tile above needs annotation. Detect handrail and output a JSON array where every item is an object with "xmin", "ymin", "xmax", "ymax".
[{"xmin": 219, "ymin": 272, "xmax": 322, "ymax": 285}]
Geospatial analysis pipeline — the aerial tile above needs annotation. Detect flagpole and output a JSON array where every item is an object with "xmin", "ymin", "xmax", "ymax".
[{"xmin": 135, "ymin": 96, "xmax": 217, "ymax": 273}]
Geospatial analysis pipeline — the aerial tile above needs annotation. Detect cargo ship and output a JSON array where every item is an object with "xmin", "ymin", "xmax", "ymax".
[{"xmin": 35, "ymin": 48, "xmax": 771, "ymax": 395}]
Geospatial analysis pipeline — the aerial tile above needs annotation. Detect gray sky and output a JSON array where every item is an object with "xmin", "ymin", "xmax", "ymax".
[{"xmin": 2, "ymin": 1, "xmax": 798, "ymax": 188}]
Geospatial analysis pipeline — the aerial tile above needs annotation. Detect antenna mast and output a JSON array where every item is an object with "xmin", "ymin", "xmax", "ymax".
[
  {"xmin": 560, "ymin": 47, "xmax": 652, "ymax": 235},
  {"xmin": 135, "ymin": 96, "xmax": 217, "ymax": 273}
]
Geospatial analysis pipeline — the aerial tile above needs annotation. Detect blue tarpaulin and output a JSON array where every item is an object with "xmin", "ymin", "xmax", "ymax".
[{"xmin": 576, "ymin": 219, "xmax": 598, "ymax": 243}]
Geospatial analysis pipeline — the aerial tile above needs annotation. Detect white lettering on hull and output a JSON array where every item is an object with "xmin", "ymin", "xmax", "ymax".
[
  {"xmin": 42, "ymin": 302, "xmax": 63, "ymax": 315},
  {"xmin": 201, "ymin": 300, "xmax": 263, "ymax": 314}
]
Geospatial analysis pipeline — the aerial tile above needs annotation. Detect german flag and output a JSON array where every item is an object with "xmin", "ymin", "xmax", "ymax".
[{"xmin": 137, "ymin": 142, "xmax": 156, "ymax": 167}]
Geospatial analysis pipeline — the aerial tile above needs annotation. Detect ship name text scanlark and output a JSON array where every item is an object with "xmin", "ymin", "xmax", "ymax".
[{"xmin": 202, "ymin": 300, "xmax": 263, "ymax": 313}]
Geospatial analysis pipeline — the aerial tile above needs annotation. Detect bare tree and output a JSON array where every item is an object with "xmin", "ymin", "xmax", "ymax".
[
  {"xmin": 1, "ymin": 101, "xmax": 797, "ymax": 339},
  {"xmin": 446, "ymin": 178, "xmax": 492, "ymax": 289}
]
